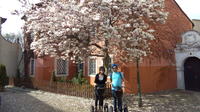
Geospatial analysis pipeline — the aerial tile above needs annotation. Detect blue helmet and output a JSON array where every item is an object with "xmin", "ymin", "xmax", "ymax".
[{"xmin": 112, "ymin": 64, "xmax": 118, "ymax": 68}]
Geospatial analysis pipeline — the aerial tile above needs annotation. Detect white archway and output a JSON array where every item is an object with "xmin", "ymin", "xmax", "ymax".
[{"xmin": 175, "ymin": 30, "xmax": 200, "ymax": 89}]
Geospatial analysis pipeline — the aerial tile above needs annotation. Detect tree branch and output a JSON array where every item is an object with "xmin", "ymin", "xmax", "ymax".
[
  {"xmin": 90, "ymin": 43, "xmax": 103, "ymax": 50},
  {"xmin": 90, "ymin": 54, "xmax": 104, "ymax": 57}
]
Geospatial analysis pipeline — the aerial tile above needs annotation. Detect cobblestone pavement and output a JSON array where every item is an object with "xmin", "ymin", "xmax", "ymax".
[
  {"xmin": 1, "ymin": 86, "xmax": 200, "ymax": 112},
  {"xmin": 124, "ymin": 90, "xmax": 200, "ymax": 112}
]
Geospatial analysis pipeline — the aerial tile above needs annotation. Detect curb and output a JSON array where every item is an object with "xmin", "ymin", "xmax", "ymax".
[{"xmin": 5, "ymin": 86, "xmax": 33, "ymax": 93}]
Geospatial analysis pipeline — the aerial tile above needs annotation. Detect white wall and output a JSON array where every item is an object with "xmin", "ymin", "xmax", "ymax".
[
  {"xmin": 0, "ymin": 17, "xmax": 23, "ymax": 77},
  {"xmin": 193, "ymin": 20, "xmax": 200, "ymax": 32}
]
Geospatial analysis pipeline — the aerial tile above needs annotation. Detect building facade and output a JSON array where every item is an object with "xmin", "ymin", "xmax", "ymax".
[
  {"xmin": 25, "ymin": 0, "xmax": 193, "ymax": 93},
  {"xmin": 192, "ymin": 19, "xmax": 200, "ymax": 32}
]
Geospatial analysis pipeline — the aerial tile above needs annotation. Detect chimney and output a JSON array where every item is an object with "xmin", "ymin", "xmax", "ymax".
[{"xmin": 0, "ymin": 17, "xmax": 7, "ymax": 34}]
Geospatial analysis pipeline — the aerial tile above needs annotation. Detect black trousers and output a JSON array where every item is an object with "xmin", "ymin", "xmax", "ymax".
[
  {"xmin": 112, "ymin": 90, "xmax": 123, "ymax": 112},
  {"xmin": 95, "ymin": 89, "xmax": 105, "ymax": 107}
]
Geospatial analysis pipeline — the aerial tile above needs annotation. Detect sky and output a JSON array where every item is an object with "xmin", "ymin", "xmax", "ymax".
[
  {"xmin": 0, "ymin": 0, "xmax": 200, "ymax": 35},
  {"xmin": 0, "ymin": 0, "xmax": 39, "ymax": 35},
  {"xmin": 0, "ymin": 0, "xmax": 24, "ymax": 35},
  {"xmin": 175, "ymin": 0, "xmax": 200, "ymax": 20}
]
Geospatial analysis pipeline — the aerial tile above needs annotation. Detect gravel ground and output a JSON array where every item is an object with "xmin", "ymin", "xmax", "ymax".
[
  {"xmin": 124, "ymin": 90, "xmax": 200, "ymax": 112},
  {"xmin": 1, "ymin": 86, "xmax": 200, "ymax": 112}
]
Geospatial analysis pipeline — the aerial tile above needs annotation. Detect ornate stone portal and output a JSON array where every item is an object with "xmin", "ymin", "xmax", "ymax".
[{"xmin": 175, "ymin": 30, "xmax": 200, "ymax": 89}]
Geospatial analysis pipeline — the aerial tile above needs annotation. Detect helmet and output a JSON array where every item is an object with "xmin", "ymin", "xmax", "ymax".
[{"xmin": 112, "ymin": 64, "xmax": 118, "ymax": 68}]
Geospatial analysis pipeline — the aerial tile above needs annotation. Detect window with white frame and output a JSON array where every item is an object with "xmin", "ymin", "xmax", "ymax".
[
  {"xmin": 88, "ymin": 58, "xmax": 96, "ymax": 75},
  {"xmin": 56, "ymin": 58, "xmax": 68, "ymax": 76},
  {"xmin": 30, "ymin": 58, "xmax": 35, "ymax": 76}
]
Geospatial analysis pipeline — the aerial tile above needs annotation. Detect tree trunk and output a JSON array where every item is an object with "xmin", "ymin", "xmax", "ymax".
[
  {"xmin": 103, "ymin": 39, "xmax": 111, "ymax": 75},
  {"xmin": 136, "ymin": 58, "xmax": 142, "ymax": 107},
  {"xmin": 103, "ymin": 52, "xmax": 110, "ymax": 75}
]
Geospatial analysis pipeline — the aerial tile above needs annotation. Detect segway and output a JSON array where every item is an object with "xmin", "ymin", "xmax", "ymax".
[
  {"xmin": 90, "ymin": 84, "xmax": 109, "ymax": 112},
  {"xmin": 0, "ymin": 96, "xmax": 1, "ymax": 106},
  {"xmin": 108, "ymin": 100, "xmax": 128, "ymax": 112},
  {"xmin": 91, "ymin": 103, "xmax": 109, "ymax": 112},
  {"xmin": 108, "ymin": 87, "xmax": 128, "ymax": 112}
]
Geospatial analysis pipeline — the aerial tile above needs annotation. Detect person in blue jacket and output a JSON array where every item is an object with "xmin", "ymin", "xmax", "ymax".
[{"xmin": 110, "ymin": 64, "xmax": 124, "ymax": 112}]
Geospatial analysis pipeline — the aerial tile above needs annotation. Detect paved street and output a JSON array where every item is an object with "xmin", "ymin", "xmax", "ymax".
[{"xmin": 1, "ymin": 86, "xmax": 200, "ymax": 112}]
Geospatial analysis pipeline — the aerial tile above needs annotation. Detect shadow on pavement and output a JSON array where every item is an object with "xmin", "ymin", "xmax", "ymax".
[{"xmin": 0, "ymin": 87, "xmax": 63, "ymax": 112}]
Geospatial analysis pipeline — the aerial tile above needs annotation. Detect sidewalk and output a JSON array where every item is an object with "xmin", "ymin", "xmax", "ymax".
[
  {"xmin": 125, "ymin": 89, "xmax": 200, "ymax": 112},
  {"xmin": 1, "ymin": 86, "xmax": 200, "ymax": 112},
  {"xmin": 0, "ymin": 86, "xmax": 93, "ymax": 112}
]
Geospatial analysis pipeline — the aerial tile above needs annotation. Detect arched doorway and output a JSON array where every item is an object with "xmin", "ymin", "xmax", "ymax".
[{"xmin": 184, "ymin": 57, "xmax": 200, "ymax": 91}]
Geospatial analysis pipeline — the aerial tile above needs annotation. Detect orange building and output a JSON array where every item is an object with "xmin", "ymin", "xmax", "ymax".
[{"xmin": 26, "ymin": 0, "xmax": 193, "ymax": 93}]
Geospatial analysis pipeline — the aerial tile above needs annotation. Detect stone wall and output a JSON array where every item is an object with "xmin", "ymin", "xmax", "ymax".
[{"xmin": 193, "ymin": 19, "xmax": 200, "ymax": 32}]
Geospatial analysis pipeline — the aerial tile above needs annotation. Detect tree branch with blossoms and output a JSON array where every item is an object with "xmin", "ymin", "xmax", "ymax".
[{"xmin": 19, "ymin": 0, "xmax": 169, "ymax": 107}]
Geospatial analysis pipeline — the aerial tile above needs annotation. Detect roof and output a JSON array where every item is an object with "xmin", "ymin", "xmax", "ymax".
[
  {"xmin": 192, "ymin": 19, "xmax": 200, "ymax": 21},
  {"xmin": 173, "ymin": 0, "xmax": 194, "ymax": 27},
  {"xmin": 1, "ymin": 17, "xmax": 7, "ymax": 24}
]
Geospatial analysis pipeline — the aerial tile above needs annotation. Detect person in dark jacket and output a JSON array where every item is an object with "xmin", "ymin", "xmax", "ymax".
[{"xmin": 94, "ymin": 66, "xmax": 107, "ymax": 111}]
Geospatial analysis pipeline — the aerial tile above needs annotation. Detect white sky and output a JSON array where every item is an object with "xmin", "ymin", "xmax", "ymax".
[
  {"xmin": 175, "ymin": 0, "xmax": 200, "ymax": 20},
  {"xmin": 0, "ymin": 0, "xmax": 200, "ymax": 34},
  {"xmin": 0, "ymin": 0, "xmax": 39, "ymax": 35},
  {"xmin": 0, "ymin": 0, "xmax": 24, "ymax": 34}
]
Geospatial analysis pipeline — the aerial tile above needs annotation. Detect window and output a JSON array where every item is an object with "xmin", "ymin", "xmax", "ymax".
[
  {"xmin": 78, "ymin": 63, "xmax": 84, "ymax": 73},
  {"xmin": 89, "ymin": 58, "xmax": 96, "ymax": 75},
  {"xmin": 56, "ymin": 58, "xmax": 68, "ymax": 76},
  {"xmin": 30, "ymin": 58, "xmax": 35, "ymax": 76}
]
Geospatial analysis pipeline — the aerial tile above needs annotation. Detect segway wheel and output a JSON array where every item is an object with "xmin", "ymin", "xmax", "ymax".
[
  {"xmin": 90, "ymin": 105, "xmax": 95, "ymax": 112},
  {"xmin": 108, "ymin": 106, "xmax": 113, "ymax": 112},
  {"xmin": 124, "ymin": 104, "xmax": 128, "ymax": 112},
  {"xmin": 104, "ymin": 103, "xmax": 108, "ymax": 112}
]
